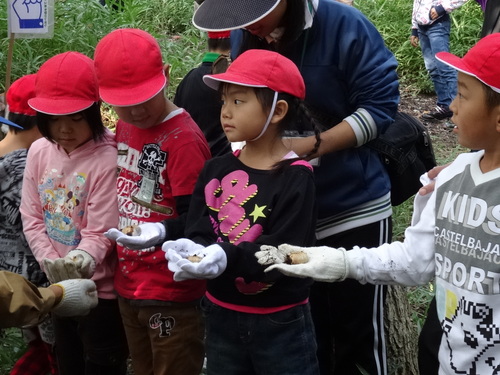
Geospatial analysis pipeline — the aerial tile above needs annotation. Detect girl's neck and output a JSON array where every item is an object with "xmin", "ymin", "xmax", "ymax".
[{"xmin": 238, "ymin": 137, "xmax": 289, "ymax": 170}]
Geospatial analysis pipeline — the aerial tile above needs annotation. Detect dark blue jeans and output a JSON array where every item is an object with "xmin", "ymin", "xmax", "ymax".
[
  {"xmin": 201, "ymin": 296, "xmax": 319, "ymax": 375},
  {"xmin": 418, "ymin": 16, "xmax": 457, "ymax": 107},
  {"xmin": 52, "ymin": 298, "xmax": 128, "ymax": 375}
]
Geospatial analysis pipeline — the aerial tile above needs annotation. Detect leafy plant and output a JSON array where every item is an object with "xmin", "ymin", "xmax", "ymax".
[
  {"xmin": 0, "ymin": 0, "xmax": 204, "ymax": 92},
  {"xmin": 356, "ymin": 0, "xmax": 483, "ymax": 93},
  {"xmin": 0, "ymin": 329, "xmax": 26, "ymax": 375}
]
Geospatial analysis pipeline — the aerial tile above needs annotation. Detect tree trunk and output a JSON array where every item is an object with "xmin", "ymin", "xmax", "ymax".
[{"xmin": 385, "ymin": 285, "xmax": 419, "ymax": 375}]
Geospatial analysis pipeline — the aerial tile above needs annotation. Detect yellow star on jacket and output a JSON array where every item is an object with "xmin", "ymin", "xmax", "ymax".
[{"xmin": 250, "ymin": 204, "xmax": 267, "ymax": 222}]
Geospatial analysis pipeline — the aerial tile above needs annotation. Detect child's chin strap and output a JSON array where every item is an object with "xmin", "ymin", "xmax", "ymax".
[{"xmin": 249, "ymin": 91, "xmax": 278, "ymax": 142}]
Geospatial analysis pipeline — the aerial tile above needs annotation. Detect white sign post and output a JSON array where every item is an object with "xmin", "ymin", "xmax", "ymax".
[{"xmin": 5, "ymin": 0, "xmax": 54, "ymax": 91}]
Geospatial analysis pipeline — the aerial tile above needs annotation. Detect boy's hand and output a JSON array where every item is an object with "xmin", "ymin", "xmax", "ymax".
[
  {"xmin": 104, "ymin": 222, "xmax": 166, "ymax": 251},
  {"xmin": 163, "ymin": 242, "xmax": 227, "ymax": 281},
  {"xmin": 260, "ymin": 244, "xmax": 348, "ymax": 282},
  {"xmin": 255, "ymin": 245, "xmax": 288, "ymax": 265}
]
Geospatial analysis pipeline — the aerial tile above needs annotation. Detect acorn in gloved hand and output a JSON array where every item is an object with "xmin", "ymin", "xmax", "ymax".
[
  {"xmin": 255, "ymin": 244, "xmax": 349, "ymax": 282},
  {"xmin": 43, "ymin": 249, "xmax": 96, "ymax": 283},
  {"xmin": 104, "ymin": 222, "xmax": 166, "ymax": 251}
]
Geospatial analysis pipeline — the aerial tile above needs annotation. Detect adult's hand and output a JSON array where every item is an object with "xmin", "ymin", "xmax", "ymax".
[
  {"xmin": 418, "ymin": 164, "xmax": 449, "ymax": 196},
  {"xmin": 51, "ymin": 279, "xmax": 98, "ymax": 317}
]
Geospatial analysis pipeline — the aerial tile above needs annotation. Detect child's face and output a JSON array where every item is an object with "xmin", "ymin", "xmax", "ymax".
[
  {"xmin": 112, "ymin": 91, "xmax": 169, "ymax": 129},
  {"xmin": 220, "ymin": 84, "xmax": 268, "ymax": 142},
  {"xmin": 450, "ymin": 72, "xmax": 499, "ymax": 150},
  {"xmin": 48, "ymin": 114, "xmax": 93, "ymax": 154},
  {"xmin": 243, "ymin": 0, "xmax": 287, "ymax": 39}
]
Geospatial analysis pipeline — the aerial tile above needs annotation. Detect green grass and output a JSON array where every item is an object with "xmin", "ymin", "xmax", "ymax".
[
  {"xmin": 356, "ymin": 0, "xmax": 483, "ymax": 93},
  {"xmin": 0, "ymin": 0, "xmax": 204, "ymax": 93}
]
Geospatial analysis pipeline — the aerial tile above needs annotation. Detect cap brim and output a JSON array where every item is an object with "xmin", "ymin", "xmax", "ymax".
[
  {"xmin": 436, "ymin": 51, "xmax": 500, "ymax": 94},
  {"xmin": 203, "ymin": 73, "xmax": 267, "ymax": 91},
  {"xmin": 193, "ymin": 0, "xmax": 281, "ymax": 31},
  {"xmin": 99, "ymin": 75, "xmax": 167, "ymax": 107},
  {"xmin": 0, "ymin": 115, "xmax": 23, "ymax": 129},
  {"xmin": 28, "ymin": 97, "xmax": 95, "ymax": 115},
  {"xmin": 436, "ymin": 51, "xmax": 474, "ymax": 78}
]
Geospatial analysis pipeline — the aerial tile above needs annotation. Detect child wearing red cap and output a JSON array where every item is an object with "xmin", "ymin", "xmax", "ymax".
[
  {"xmin": 20, "ymin": 52, "xmax": 128, "ymax": 375},
  {"xmin": 163, "ymin": 49, "xmax": 322, "ymax": 374},
  {"xmin": 0, "ymin": 74, "xmax": 59, "ymax": 375},
  {"xmin": 95, "ymin": 28, "xmax": 211, "ymax": 375},
  {"xmin": 258, "ymin": 33, "xmax": 500, "ymax": 375},
  {"xmin": 174, "ymin": 30, "xmax": 232, "ymax": 157},
  {"xmin": 0, "ymin": 74, "xmax": 42, "ymax": 289}
]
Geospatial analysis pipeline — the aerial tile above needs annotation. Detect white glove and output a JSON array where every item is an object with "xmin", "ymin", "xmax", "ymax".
[
  {"xmin": 104, "ymin": 222, "xmax": 166, "ymax": 251},
  {"xmin": 163, "ymin": 240, "xmax": 227, "ymax": 282},
  {"xmin": 161, "ymin": 238, "xmax": 206, "ymax": 257},
  {"xmin": 43, "ymin": 250, "xmax": 95, "ymax": 283},
  {"xmin": 51, "ymin": 279, "xmax": 98, "ymax": 317},
  {"xmin": 260, "ymin": 244, "xmax": 348, "ymax": 282}
]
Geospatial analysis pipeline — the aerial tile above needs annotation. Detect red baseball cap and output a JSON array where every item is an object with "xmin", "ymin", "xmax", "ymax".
[
  {"xmin": 5, "ymin": 74, "xmax": 36, "ymax": 116},
  {"xmin": 436, "ymin": 33, "xmax": 500, "ymax": 93},
  {"xmin": 203, "ymin": 49, "xmax": 305, "ymax": 99},
  {"xmin": 208, "ymin": 31, "xmax": 231, "ymax": 39},
  {"xmin": 94, "ymin": 28, "xmax": 167, "ymax": 107},
  {"xmin": 6, "ymin": 74, "xmax": 37, "ymax": 116},
  {"xmin": 29, "ymin": 52, "xmax": 99, "ymax": 115}
]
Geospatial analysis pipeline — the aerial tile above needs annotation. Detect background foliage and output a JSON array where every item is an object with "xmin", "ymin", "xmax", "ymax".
[{"xmin": 0, "ymin": 0, "xmax": 484, "ymax": 93}]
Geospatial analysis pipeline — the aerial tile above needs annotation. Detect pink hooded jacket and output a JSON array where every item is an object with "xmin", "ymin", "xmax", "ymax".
[{"xmin": 20, "ymin": 129, "xmax": 118, "ymax": 299}]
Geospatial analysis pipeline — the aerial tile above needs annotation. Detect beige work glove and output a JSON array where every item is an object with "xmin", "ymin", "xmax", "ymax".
[{"xmin": 43, "ymin": 250, "xmax": 95, "ymax": 283}]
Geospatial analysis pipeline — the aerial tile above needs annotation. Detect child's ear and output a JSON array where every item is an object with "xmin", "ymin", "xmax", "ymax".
[
  {"xmin": 271, "ymin": 99, "xmax": 288, "ymax": 124},
  {"xmin": 495, "ymin": 105, "xmax": 500, "ymax": 134}
]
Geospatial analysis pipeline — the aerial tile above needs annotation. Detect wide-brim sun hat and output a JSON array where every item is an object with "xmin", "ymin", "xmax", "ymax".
[
  {"xmin": 203, "ymin": 49, "xmax": 305, "ymax": 99},
  {"xmin": 28, "ymin": 52, "xmax": 100, "ymax": 115},
  {"xmin": 94, "ymin": 28, "xmax": 167, "ymax": 107},
  {"xmin": 436, "ymin": 33, "xmax": 500, "ymax": 93},
  {"xmin": 0, "ymin": 115, "xmax": 23, "ymax": 129},
  {"xmin": 7, "ymin": 74, "xmax": 37, "ymax": 116},
  {"xmin": 193, "ymin": 0, "xmax": 281, "ymax": 31}
]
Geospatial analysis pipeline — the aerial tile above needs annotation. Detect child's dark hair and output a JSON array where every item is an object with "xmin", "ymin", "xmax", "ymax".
[
  {"xmin": 36, "ymin": 102, "xmax": 105, "ymax": 142},
  {"xmin": 483, "ymin": 83, "xmax": 500, "ymax": 110},
  {"xmin": 234, "ymin": 85, "xmax": 321, "ymax": 171},
  {"xmin": 208, "ymin": 37, "xmax": 231, "ymax": 52},
  {"xmin": 7, "ymin": 113, "xmax": 37, "ymax": 134}
]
